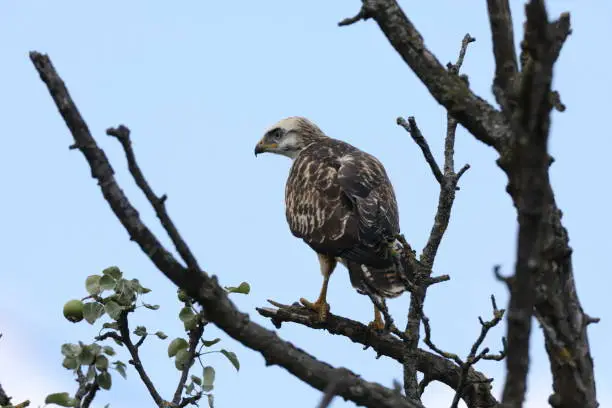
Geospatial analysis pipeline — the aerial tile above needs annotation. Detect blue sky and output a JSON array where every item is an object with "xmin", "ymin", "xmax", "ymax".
[{"xmin": 1, "ymin": 1, "xmax": 610, "ymax": 407}]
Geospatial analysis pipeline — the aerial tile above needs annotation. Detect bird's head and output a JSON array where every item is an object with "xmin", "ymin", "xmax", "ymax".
[{"xmin": 254, "ymin": 116, "xmax": 326, "ymax": 159}]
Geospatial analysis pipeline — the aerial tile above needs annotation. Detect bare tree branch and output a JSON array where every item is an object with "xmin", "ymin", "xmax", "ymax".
[
  {"xmin": 30, "ymin": 51, "xmax": 424, "ymax": 408},
  {"xmin": 487, "ymin": 0, "xmax": 519, "ymax": 104},
  {"xmin": 421, "ymin": 295, "xmax": 506, "ymax": 408},
  {"xmin": 340, "ymin": 0, "xmax": 511, "ymax": 148},
  {"xmin": 397, "ymin": 33, "xmax": 473, "ymax": 402},
  {"xmin": 116, "ymin": 312, "xmax": 166, "ymax": 407},
  {"xmin": 257, "ymin": 303, "xmax": 499, "ymax": 408},
  {"xmin": 396, "ymin": 117, "xmax": 443, "ymax": 186}
]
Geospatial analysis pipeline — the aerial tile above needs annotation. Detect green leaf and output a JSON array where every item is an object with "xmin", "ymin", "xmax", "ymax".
[
  {"xmin": 174, "ymin": 349, "xmax": 192, "ymax": 371},
  {"xmin": 200, "ymin": 338, "xmax": 221, "ymax": 347},
  {"xmin": 179, "ymin": 307, "xmax": 198, "ymax": 331},
  {"xmin": 190, "ymin": 375, "xmax": 202, "ymax": 386},
  {"xmin": 183, "ymin": 317, "xmax": 197, "ymax": 331},
  {"xmin": 45, "ymin": 392, "xmax": 75, "ymax": 407},
  {"xmin": 207, "ymin": 394, "xmax": 214, "ymax": 408},
  {"xmin": 96, "ymin": 355, "xmax": 109, "ymax": 371},
  {"xmin": 105, "ymin": 300, "xmax": 123, "ymax": 320},
  {"xmin": 113, "ymin": 361, "xmax": 127, "ymax": 379},
  {"xmin": 102, "ymin": 346, "xmax": 116, "ymax": 356},
  {"xmin": 83, "ymin": 302, "xmax": 105, "ymax": 325},
  {"xmin": 61, "ymin": 343, "xmax": 81, "ymax": 358},
  {"xmin": 185, "ymin": 382, "xmax": 195, "ymax": 395},
  {"xmin": 100, "ymin": 275, "xmax": 117, "ymax": 291},
  {"xmin": 102, "ymin": 266, "xmax": 122, "ymax": 280},
  {"xmin": 129, "ymin": 279, "xmax": 151, "ymax": 294},
  {"xmin": 155, "ymin": 331, "xmax": 168, "ymax": 340},
  {"xmin": 143, "ymin": 303, "xmax": 160, "ymax": 310},
  {"xmin": 202, "ymin": 366, "xmax": 215, "ymax": 392},
  {"xmin": 168, "ymin": 338, "xmax": 189, "ymax": 357},
  {"xmin": 98, "ymin": 371, "xmax": 112, "ymax": 390},
  {"xmin": 225, "ymin": 281, "xmax": 250, "ymax": 295},
  {"xmin": 62, "ymin": 357, "xmax": 77, "ymax": 370},
  {"xmin": 85, "ymin": 275, "xmax": 102, "ymax": 295},
  {"xmin": 102, "ymin": 322, "xmax": 119, "ymax": 331},
  {"xmin": 178, "ymin": 307, "xmax": 195, "ymax": 322},
  {"xmin": 114, "ymin": 280, "xmax": 137, "ymax": 306},
  {"xmin": 220, "ymin": 349, "xmax": 240, "ymax": 371},
  {"xmin": 90, "ymin": 343, "xmax": 102, "ymax": 356},
  {"xmin": 77, "ymin": 345, "xmax": 95, "ymax": 366},
  {"xmin": 133, "ymin": 326, "xmax": 147, "ymax": 337}
]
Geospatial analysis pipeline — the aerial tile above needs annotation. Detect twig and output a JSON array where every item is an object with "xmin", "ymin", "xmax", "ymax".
[
  {"xmin": 315, "ymin": 374, "xmax": 348, "ymax": 408},
  {"xmin": 396, "ymin": 117, "xmax": 443, "ymax": 185},
  {"xmin": 449, "ymin": 296, "xmax": 507, "ymax": 408},
  {"xmin": 134, "ymin": 333, "xmax": 147, "ymax": 349},
  {"xmin": 420, "ymin": 295, "xmax": 506, "ymax": 408},
  {"xmin": 400, "ymin": 33, "xmax": 474, "ymax": 402},
  {"xmin": 74, "ymin": 367, "xmax": 99, "ymax": 408},
  {"xmin": 80, "ymin": 383, "xmax": 99, "ymax": 408},
  {"xmin": 179, "ymin": 393, "xmax": 203, "ymax": 407},
  {"xmin": 116, "ymin": 312, "xmax": 166, "ymax": 407},
  {"xmin": 172, "ymin": 321, "xmax": 206, "ymax": 405},
  {"xmin": 30, "ymin": 51, "xmax": 423, "ymax": 408},
  {"xmin": 338, "ymin": 4, "xmax": 371, "ymax": 27},
  {"xmin": 106, "ymin": 126, "xmax": 200, "ymax": 272}
]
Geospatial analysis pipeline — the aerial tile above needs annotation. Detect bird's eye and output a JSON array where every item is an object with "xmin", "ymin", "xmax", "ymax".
[{"xmin": 269, "ymin": 128, "xmax": 283, "ymax": 141}]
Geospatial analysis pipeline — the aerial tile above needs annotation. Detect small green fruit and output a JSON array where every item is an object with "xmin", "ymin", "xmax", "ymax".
[{"xmin": 63, "ymin": 299, "xmax": 84, "ymax": 323}]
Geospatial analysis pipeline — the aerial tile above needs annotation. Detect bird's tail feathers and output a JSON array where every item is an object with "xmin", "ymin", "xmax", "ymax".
[{"xmin": 346, "ymin": 238, "xmax": 415, "ymax": 298}]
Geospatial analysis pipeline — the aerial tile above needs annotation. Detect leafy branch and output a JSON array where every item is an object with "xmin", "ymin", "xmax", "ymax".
[{"xmin": 46, "ymin": 267, "xmax": 243, "ymax": 408}]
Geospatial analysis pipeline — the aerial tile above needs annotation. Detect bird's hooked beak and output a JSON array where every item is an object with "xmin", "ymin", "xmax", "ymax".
[{"xmin": 254, "ymin": 139, "xmax": 277, "ymax": 156}]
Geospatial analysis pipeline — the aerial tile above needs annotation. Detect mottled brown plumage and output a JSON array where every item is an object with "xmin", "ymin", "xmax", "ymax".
[{"xmin": 255, "ymin": 117, "xmax": 410, "ymax": 328}]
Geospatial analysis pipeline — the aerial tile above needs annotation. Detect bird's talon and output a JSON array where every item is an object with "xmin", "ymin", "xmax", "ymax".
[
  {"xmin": 299, "ymin": 297, "xmax": 330, "ymax": 322},
  {"xmin": 368, "ymin": 319, "xmax": 386, "ymax": 332}
]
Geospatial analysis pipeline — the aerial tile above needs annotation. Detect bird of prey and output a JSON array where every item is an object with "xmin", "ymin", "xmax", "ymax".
[{"xmin": 254, "ymin": 116, "xmax": 411, "ymax": 330}]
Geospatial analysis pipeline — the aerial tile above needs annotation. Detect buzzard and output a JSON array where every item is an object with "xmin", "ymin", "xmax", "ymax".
[{"xmin": 254, "ymin": 117, "xmax": 410, "ymax": 329}]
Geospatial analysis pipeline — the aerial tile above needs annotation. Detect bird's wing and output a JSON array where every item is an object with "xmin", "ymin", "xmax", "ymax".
[
  {"xmin": 335, "ymin": 150, "xmax": 399, "ymax": 267},
  {"xmin": 285, "ymin": 144, "xmax": 399, "ymax": 268}
]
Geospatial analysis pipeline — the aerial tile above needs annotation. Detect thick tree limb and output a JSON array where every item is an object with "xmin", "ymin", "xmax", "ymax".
[
  {"xmin": 487, "ymin": 0, "xmax": 519, "ymax": 103},
  {"xmin": 495, "ymin": 3, "xmax": 595, "ymax": 408},
  {"xmin": 30, "ymin": 51, "xmax": 423, "ymax": 408},
  {"xmin": 257, "ymin": 303, "xmax": 498, "ymax": 408},
  {"xmin": 340, "ymin": 0, "xmax": 511, "ymax": 149}
]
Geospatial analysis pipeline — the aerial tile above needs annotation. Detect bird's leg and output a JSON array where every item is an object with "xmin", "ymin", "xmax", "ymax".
[
  {"xmin": 368, "ymin": 305, "xmax": 385, "ymax": 331},
  {"xmin": 300, "ymin": 254, "xmax": 336, "ymax": 322}
]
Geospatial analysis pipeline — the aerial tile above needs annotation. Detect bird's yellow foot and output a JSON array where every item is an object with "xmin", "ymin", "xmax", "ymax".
[
  {"xmin": 368, "ymin": 308, "xmax": 386, "ymax": 331},
  {"xmin": 368, "ymin": 317, "xmax": 386, "ymax": 332},
  {"xmin": 299, "ymin": 297, "xmax": 330, "ymax": 322}
]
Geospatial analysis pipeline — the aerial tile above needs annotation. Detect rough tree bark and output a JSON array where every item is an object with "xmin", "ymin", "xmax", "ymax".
[
  {"xmin": 339, "ymin": 1, "xmax": 596, "ymax": 407},
  {"xmin": 24, "ymin": 1, "xmax": 598, "ymax": 408}
]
